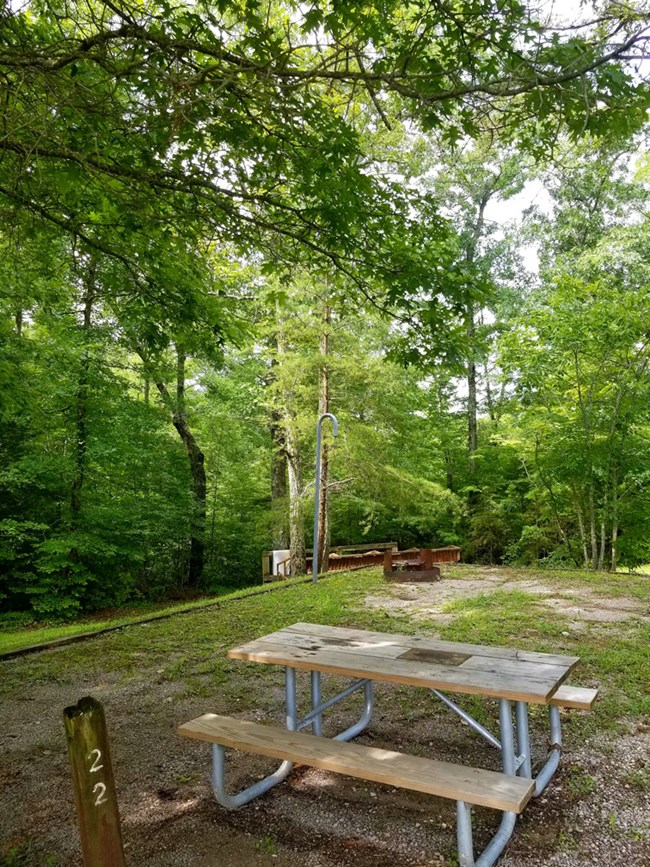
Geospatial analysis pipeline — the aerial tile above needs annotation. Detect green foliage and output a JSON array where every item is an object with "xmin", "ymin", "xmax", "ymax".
[
  {"xmin": 1, "ymin": 4, "xmax": 650, "ymax": 617},
  {"xmin": 464, "ymin": 511, "xmax": 510, "ymax": 565}
]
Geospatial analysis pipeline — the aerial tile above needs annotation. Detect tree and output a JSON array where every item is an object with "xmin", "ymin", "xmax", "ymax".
[
  {"xmin": 501, "ymin": 221, "xmax": 650, "ymax": 570},
  {"xmin": 1, "ymin": 1, "xmax": 648, "ymax": 309}
]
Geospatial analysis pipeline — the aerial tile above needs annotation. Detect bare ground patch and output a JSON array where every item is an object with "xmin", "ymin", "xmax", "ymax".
[{"xmin": 364, "ymin": 568, "xmax": 649, "ymax": 625}]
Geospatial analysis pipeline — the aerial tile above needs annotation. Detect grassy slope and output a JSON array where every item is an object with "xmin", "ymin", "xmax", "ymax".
[
  {"xmin": 0, "ymin": 579, "xmax": 310, "ymax": 655},
  {"xmin": 1, "ymin": 565, "xmax": 648, "ymax": 738}
]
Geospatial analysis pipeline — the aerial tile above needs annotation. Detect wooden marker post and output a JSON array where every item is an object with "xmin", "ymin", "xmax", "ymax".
[{"xmin": 63, "ymin": 696, "xmax": 126, "ymax": 867}]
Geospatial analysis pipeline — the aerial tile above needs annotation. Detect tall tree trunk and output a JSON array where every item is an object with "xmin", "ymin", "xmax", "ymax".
[
  {"xmin": 610, "ymin": 466, "xmax": 618, "ymax": 572},
  {"xmin": 598, "ymin": 490, "xmax": 607, "ymax": 571},
  {"xmin": 15, "ymin": 308, "xmax": 22, "ymax": 336},
  {"xmin": 317, "ymin": 302, "xmax": 331, "ymax": 572},
  {"xmin": 140, "ymin": 351, "xmax": 151, "ymax": 404},
  {"xmin": 270, "ymin": 409, "xmax": 289, "ymax": 549},
  {"xmin": 269, "ymin": 347, "xmax": 289, "ymax": 549},
  {"xmin": 484, "ymin": 362, "xmax": 497, "ymax": 424},
  {"xmin": 467, "ymin": 309, "xmax": 478, "ymax": 477},
  {"xmin": 276, "ymin": 331, "xmax": 305, "ymax": 575},
  {"xmin": 573, "ymin": 486, "xmax": 589, "ymax": 568},
  {"xmin": 464, "ymin": 192, "xmax": 488, "ymax": 482},
  {"xmin": 285, "ymin": 426, "xmax": 306, "ymax": 575},
  {"xmin": 155, "ymin": 349, "xmax": 206, "ymax": 586},
  {"xmin": 589, "ymin": 482, "xmax": 598, "ymax": 570},
  {"xmin": 71, "ymin": 262, "xmax": 96, "ymax": 524}
]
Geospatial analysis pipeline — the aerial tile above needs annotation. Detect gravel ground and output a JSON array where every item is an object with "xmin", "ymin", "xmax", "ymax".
[{"xmin": 1, "ymin": 576, "xmax": 649, "ymax": 867}]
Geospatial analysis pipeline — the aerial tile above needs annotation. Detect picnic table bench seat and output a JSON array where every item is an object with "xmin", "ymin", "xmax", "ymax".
[
  {"xmin": 549, "ymin": 684, "xmax": 599, "ymax": 710},
  {"xmin": 179, "ymin": 713, "xmax": 535, "ymax": 866},
  {"xmin": 179, "ymin": 713, "xmax": 534, "ymax": 814}
]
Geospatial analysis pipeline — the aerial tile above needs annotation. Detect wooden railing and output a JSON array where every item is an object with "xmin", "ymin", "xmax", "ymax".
[{"xmin": 263, "ymin": 544, "xmax": 460, "ymax": 581}]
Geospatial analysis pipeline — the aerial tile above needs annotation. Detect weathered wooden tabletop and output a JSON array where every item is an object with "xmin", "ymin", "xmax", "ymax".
[{"xmin": 228, "ymin": 622, "xmax": 580, "ymax": 704}]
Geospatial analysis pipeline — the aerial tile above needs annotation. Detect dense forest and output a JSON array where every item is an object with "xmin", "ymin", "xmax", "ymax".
[{"xmin": 2, "ymin": 1, "xmax": 650, "ymax": 619}]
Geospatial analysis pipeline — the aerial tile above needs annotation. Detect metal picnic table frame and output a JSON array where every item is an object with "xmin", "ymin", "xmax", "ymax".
[{"xmin": 215, "ymin": 623, "xmax": 578, "ymax": 867}]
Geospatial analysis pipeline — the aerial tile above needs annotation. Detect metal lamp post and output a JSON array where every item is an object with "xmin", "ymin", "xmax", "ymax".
[{"xmin": 312, "ymin": 412, "xmax": 338, "ymax": 584}]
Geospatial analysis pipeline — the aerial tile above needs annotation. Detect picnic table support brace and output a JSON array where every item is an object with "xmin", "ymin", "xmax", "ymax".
[
  {"xmin": 431, "ymin": 689, "xmax": 502, "ymax": 751},
  {"xmin": 456, "ymin": 699, "xmax": 518, "ymax": 867},
  {"xmin": 211, "ymin": 669, "xmax": 374, "ymax": 809},
  {"xmin": 298, "ymin": 677, "xmax": 373, "ymax": 742},
  {"xmin": 432, "ymin": 691, "xmax": 563, "ymax": 787},
  {"xmin": 211, "ymin": 667, "xmax": 298, "ymax": 809}
]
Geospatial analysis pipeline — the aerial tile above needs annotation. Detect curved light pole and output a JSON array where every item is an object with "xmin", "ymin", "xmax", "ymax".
[{"xmin": 312, "ymin": 412, "xmax": 338, "ymax": 584}]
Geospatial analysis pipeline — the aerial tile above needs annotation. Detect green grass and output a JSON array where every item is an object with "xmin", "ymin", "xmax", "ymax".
[
  {"xmin": 618, "ymin": 563, "xmax": 650, "ymax": 575},
  {"xmin": 0, "ymin": 577, "xmax": 312, "ymax": 655},
  {"xmin": 1, "ymin": 565, "xmax": 648, "ymax": 735}
]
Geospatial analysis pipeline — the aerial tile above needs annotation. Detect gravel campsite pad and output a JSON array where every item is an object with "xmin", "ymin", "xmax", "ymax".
[{"xmin": 1, "ymin": 566, "xmax": 649, "ymax": 866}]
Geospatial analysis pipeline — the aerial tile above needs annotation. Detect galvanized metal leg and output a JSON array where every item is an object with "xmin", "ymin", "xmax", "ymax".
[
  {"xmin": 210, "ymin": 666, "xmax": 297, "ymax": 809},
  {"xmin": 310, "ymin": 670, "xmax": 323, "ymax": 736},
  {"xmin": 454, "ymin": 700, "xmax": 520, "ymax": 867},
  {"xmin": 456, "ymin": 800, "xmax": 475, "ymax": 867},
  {"xmin": 333, "ymin": 680, "xmax": 373, "ymax": 742},
  {"xmin": 515, "ymin": 701, "xmax": 532, "ymax": 778},
  {"xmin": 456, "ymin": 801, "xmax": 518, "ymax": 867},
  {"xmin": 533, "ymin": 704, "xmax": 562, "ymax": 796}
]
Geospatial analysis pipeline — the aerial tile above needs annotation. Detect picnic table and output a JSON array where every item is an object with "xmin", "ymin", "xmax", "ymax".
[{"xmin": 180, "ymin": 623, "xmax": 597, "ymax": 866}]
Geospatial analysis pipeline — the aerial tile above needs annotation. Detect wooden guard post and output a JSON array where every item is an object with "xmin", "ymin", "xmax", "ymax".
[{"xmin": 63, "ymin": 696, "xmax": 126, "ymax": 867}]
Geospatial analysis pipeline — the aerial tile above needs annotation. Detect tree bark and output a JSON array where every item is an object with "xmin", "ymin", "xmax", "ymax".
[
  {"xmin": 268, "ymin": 347, "xmax": 289, "ymax": 550},
  {"xmin": 275, "ymin": 330, "xmax": 306, "ymax": 575},
  {"xmin": 610, "ymin": 466, "xmax": 618, "ymax": 572},
  {"xmin": 270, "ymin": 407, "xmax": 289, "ymax": 549},
  {"xmin": 598, "ymin": 489, "xmax": 607, "ymax": 571},
  {"xmin": 155, "ymin": 348, "xmax": 206, "ymax": 586},
  {"xmin": 464, "ymin": 190, "xmax": 489, "ymax": 480},
  {"xmin": 70, "ymin": 262, "xmax": 95, "ymax": 523},
  {"xmin": 573, "ymin": 486, "xmax": 589, "ymax": 568},
  {"xmin": 285, "ymin": 426, "xmax": 306, "ymax": 575},
  {"xmin": 467, "ymin": 309, "xmax": 478, "ymax": 477},
  {"xmin": 484, "ymin": 361, "xmax": 497, "ymax": 424},
  {"xmin": 589, "ymin": 482, "xmax": 598, "ymax": 570},
  {"xmin": 317, "ymin": 302, "xmax": 332, "ymax": 571}
]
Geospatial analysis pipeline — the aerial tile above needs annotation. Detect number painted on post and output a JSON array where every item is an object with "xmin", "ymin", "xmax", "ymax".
[
  {"xmin": 88, "ymin": 749, "xmax": 103, "ymax": 773},
  {"xmin": 93, "ymin": 782, "xmax": 108, "ymax": 806}
]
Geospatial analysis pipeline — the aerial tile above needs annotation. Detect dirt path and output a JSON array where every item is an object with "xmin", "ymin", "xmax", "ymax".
[
  {"xmin": 1, "ymin": 567, "xmax": 648, "ymax": 867},
  {"xmin": 365, "ymin": 571, "xmax": 649, "ymax": 625}
]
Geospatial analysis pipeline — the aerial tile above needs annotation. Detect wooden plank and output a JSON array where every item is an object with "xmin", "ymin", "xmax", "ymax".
[
  {"xmin": 399, "ymin": 647, "xmax": 470, "ymax": 666},
  {"xmin": 228, "ymin": 640, "xmax": 563, "ymax": 703},
  {"xmin": 458, "ymin": 655, "xmax": 572, "ymax": 685},
  {"xmin": 236, "ymin": 629, "xmax": 409, "ymax": 660},
  {"xmin": 231, "ymin": 627, "xmax": 576, "ymax": 682},
  {"xmin": 283, "ymin": 623, "xmax": 580, "ymax": 669},
  {"xmin": 549, "ymin": 685, "xmax": 599, "ymax": 710},
  {"xmin": 178, "ymin": 714, "xmax": 534, "ymax": 813},
  {"xmin": 230, "ymin": 630, "xmax": 573, "ymax": 692}
]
